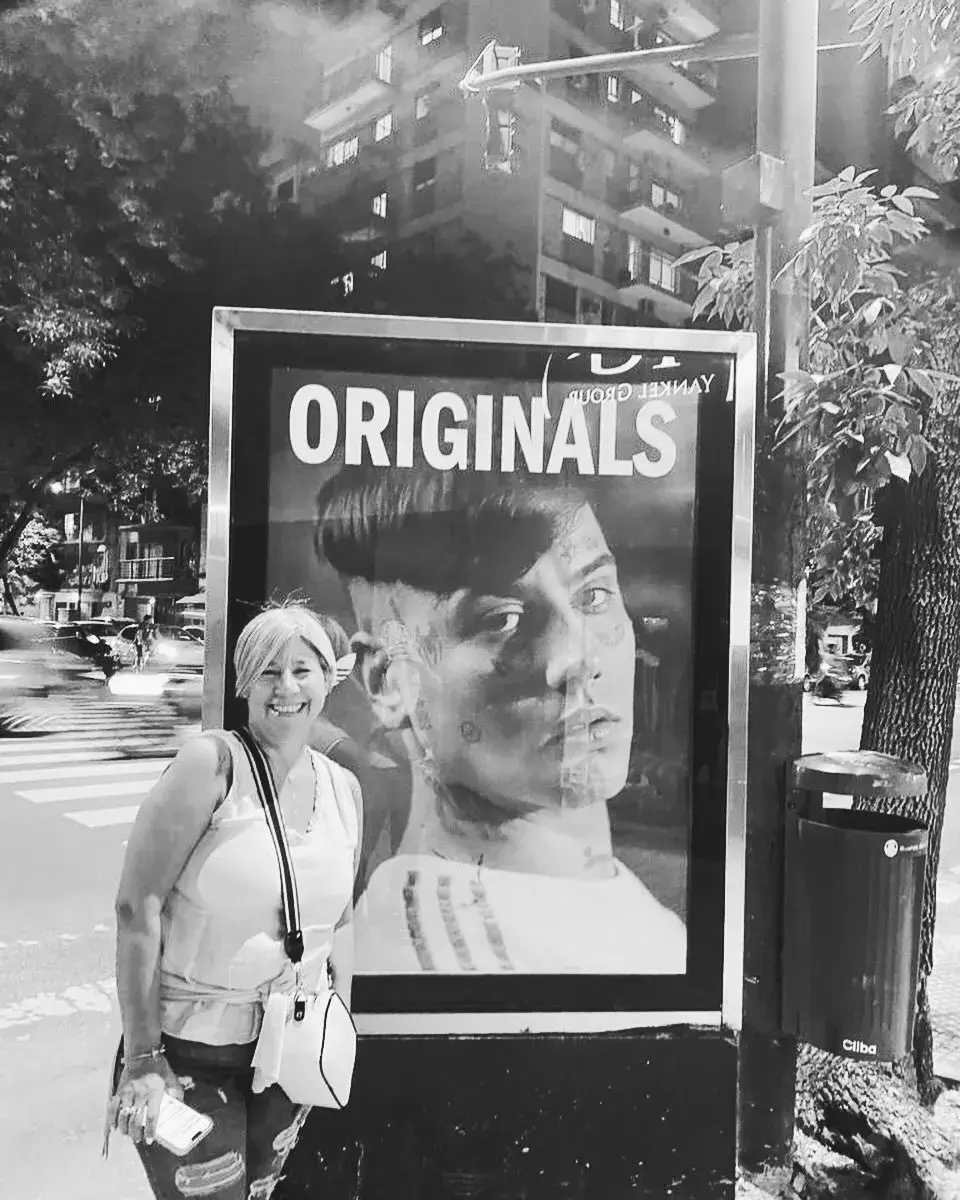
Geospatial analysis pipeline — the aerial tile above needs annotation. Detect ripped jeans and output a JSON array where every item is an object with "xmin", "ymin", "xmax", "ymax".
[{"xmin": 111, "ymin": 1035, "xmax": 309, "ymax": 1200}]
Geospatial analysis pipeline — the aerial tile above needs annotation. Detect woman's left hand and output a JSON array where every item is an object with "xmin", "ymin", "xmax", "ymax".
[{"xmin": 106, "ymin": 1054, "xmax": 184, "ymax": 1146}]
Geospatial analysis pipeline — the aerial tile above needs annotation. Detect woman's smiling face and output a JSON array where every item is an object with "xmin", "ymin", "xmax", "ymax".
[{"xmin": 246, "ymin": 636, "xmax": 329, "ymax": 738}]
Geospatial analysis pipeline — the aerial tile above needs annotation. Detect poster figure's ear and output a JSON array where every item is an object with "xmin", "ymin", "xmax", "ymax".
[{"xmin": 351, "ymin": 632, "xmax": 410, "ymax": 730}]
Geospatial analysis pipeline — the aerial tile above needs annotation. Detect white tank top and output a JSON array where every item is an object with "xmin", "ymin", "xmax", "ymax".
[{"xmin": 158, "ymin": 732, "xmax": 358, "ymax": 1045}]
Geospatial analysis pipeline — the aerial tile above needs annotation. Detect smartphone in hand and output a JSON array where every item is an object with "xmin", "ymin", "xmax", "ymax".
[{"xmin": 154, "ymin": 1094, "xmax": 214, "ymax": 1156}]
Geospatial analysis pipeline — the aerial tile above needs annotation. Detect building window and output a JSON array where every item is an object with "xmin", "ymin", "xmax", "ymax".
[
  {"xmin": 649, "ymin": 248, "xmax": 677, "ymax": 292},
  {"xmin": 543, "ymin": 274, "xmax": 578, "ymax": 320},
  {"xmin": 627, "ymin": 234, "xmax": 643, "ymax": 280},
  {"xmin": 376, "ymin": 44, "xmax": 393, "ymax": 83},
  {"xmin": 419, "ymin": 9, "xmax": 444, "ymax": 46},
  {"xmin": 371, "ymin": 249, "xmax": 387, "ymax": 270},
  {"xmin": 578, "ymin": 293, "xmax": 603, "ymax": 325},
  {"xmin": 607, "ymin": 75, "xmax": 621, "ymax": 103},
  {"xmin": 561, "ymin": 205, "xmax": 596, "ymax": 245},
  {"xmin": 371, "ymin": 190, "xmax": 388, "ymax": 218},
  {"xmin": 374, "ymin": 111, "xmax": 393, "ymax": 141},
  {"xmin": 651, "ymin": 182, "xmax": 682, "ymax": 212},
  {"xmin": 610, "ymin": 0, "xmax": 626, "ymax": 30},
  {"xmin": 654, "ymin": 105, "xmax": 686, "ymax": 145},
  {"xmin": 415, "ymin": 89, "xmax": 432, "ymax": 120},
  {"xmin": 549, "ymin": 119, "xmax": 580, "ymax": 159},
  {"xmin": 628, "ymin": 160, "xmax": 641, "ymax": 191},
  {"xmin": 326, "ymin": 135, "xmax": 359, "ymax": 168},
  {"xmin": 486, "ymin": 108, "xmax": 518, "ymax": 172},
  {"xmin": 413, "ymin": 156, "xmax": 437, "ymax": 214}
]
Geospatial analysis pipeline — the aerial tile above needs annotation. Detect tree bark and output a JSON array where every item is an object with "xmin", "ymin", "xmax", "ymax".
[
  {"xmin": 0, "ymin": 574, "xmax": 19, "ymax": 615},
  {"xmin": 788, "ymin": 416, "xmax": 960, "ymax": 1200},
  {"xmin": 857, "ymin": 414, "xmax": 960, "ymax": 1101}
]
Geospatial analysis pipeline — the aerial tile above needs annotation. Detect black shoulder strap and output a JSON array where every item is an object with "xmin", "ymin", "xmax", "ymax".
[{"xmin": 234, "ymin": 727, "xmax": 304, "ymax": 965}]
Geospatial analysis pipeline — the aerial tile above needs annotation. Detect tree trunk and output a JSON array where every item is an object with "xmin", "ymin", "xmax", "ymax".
[
  {"xmin": 0, "ymin": 574, "xmax": 19, "ymax": 615},
  {"xmin": 858, "ymin": 420, "xmax": 960, "ymax": 1101},
  {"xmin": 789, "ymin": 419, "xmax": 960, "ymax": 1199}
]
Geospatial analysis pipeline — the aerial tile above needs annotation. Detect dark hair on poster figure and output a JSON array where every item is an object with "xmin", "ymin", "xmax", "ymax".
[{"xmin": 315, "ymin": 465, "xmax": 591, "ymax": 599}]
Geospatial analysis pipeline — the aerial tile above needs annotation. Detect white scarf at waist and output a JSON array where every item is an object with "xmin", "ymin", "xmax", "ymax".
[{"xmin": 160, "ymin": 959, "xmax": 332, "ymax": 1094}]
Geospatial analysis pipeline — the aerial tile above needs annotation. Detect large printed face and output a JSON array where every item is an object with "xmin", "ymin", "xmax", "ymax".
[{"xmin": 374, "ymin": 504, "xmax": 636, "ymax": 813}]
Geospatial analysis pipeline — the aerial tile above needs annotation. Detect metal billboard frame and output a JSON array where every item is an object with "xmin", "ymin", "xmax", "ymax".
[{"xmin": 207, "ymin": 307, "xmax": 756, "ymax": 1036}]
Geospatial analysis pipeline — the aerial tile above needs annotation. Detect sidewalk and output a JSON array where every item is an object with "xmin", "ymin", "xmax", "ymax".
[{"xmin": 930, "ymin": 874, "xmax": 960, "ymax": 1081}]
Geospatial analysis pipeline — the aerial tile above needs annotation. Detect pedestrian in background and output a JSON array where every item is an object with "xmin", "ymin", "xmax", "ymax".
[
  {"xmin": 133, "ymin": 616, "xmax": 154, "ymax": 673},
  {"xmin": 104, "ymin": 602, "xmax": 362, "ymax": 1200}
]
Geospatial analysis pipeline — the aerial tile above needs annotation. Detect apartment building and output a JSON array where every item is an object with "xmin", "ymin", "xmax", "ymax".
[{"xmin": 273, "ymin": 0, "xmax": 732, "ymax": 328}]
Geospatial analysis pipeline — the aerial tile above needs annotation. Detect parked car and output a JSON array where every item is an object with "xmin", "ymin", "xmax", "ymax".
[{"xmin": 111, "ymin": 623, "xmax": 204, "ymax": 671}]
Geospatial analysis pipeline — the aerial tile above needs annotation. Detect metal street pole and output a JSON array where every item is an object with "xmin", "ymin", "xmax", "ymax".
[
  {"xmin": 460, "ymin": 31, "xmax": 856, "ymax": 95},
  {"xmin": 737, "ymin": 0, "xmax": 820, "ymax": 1173},
  {"xmin": 76, "ymin": 492, "xmax": 85, "ymax": 618}
]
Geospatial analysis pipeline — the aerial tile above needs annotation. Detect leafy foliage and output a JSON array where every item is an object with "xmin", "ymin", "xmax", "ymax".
[
  {"xmin": 844, "ymin": 0, "xmax": 960, "ymax": 179},
  {"xmin": 0, "ymin": 0, "xmax": 269, "ymax": 395},
  {"xmin": 844, "ymin": 0, "xmax": 960, "ymax": 70},
  {"xmin": 4, "ymin": 514, "xmax": 65, "ymax": 603},
  {"xmin": 680, "ymin": 168, "xmax": 958, "ymax": 602}
]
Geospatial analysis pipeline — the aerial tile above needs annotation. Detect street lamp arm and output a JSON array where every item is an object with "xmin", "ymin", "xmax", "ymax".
[{"xmin": 460, "ymin": 32, "xmax": 860, "ymax": 95}]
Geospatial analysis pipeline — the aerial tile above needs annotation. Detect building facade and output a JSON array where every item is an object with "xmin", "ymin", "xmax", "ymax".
[
  {"xmin": 27, "ymin": 480, "xmax": 202, "ymax": 625},
  {"xmin": 272, "ymin": 0, "xmax": 734, "ymax": 329}
]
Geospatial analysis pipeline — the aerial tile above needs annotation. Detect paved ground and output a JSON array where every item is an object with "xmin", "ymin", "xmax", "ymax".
[
  {"xmin": 0, "ymin": 727, "xmax": 178, "ymax": 1200},
  {"xmin": 802, "ymin": 693, "xmax": 960, "ymax": 1082},
  {"xmin": 0, "ymin": 695, "xmax": 955, "ymax": 1198}
]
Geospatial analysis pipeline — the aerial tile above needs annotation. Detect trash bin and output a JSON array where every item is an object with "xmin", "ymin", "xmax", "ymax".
[{"xmin": 781, "ymin": 750, "xmax": 928, "ymax": 1061}]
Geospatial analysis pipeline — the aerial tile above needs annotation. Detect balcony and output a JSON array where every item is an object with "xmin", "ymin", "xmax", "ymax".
[
  {"xmin": 604, "ymin": 248, "xmax": 698, "ymax": 318},
  {"xmin": 334, "ymin": 195, "xmax": 389, "ymax": 244},
  {"xmin": 621, "ymin": 100, "xmax": 709, "ymax": 176},
  {"xmin": 558, "ymin": 233, "xmax": 596, "ymax": 275},
  {"xmin": 665, "ymin": 0, "xmax": 720, "ymax": 41},
  {"xmin": 613, "ymin": 181, "xmax": 712, "ymax": 248},
  {"xmin": 628, "ymin": 31, "xmax": 717, "ymax": 111},
  {"xmin": 619, "ymin": 264, "xmax": 698, "ymax": 307},
  {"xmin": 119, "ymin": 557, "xmax": 177, "ymax": 583},
  {"xmin": 304, "ymin": 50, "xmax": 395, "ymax": 138}
]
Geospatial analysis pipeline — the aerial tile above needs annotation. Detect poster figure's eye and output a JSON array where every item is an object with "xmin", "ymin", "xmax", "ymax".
[
  {"xmin": 575, "ymin": 584, "xmax": 616, "ymax": 615},
  {"xmin": 476, "ymin": 608, "xmax": 522, "ymax": 637}
]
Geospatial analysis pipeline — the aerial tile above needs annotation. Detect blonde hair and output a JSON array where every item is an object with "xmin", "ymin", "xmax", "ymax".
[{"xmin": 234, "ymin": 604, "xmax": 350, "ymax": 699}]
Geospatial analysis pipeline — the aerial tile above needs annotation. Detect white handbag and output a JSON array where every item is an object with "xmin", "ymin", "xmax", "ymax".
[{"xmin": 236, "ymin": 728, "xmax": 357, "ymax": 1109}]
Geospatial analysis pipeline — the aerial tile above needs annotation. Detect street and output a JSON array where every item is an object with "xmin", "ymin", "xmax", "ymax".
[
  {"xmin": 0, "ymin": 699, "xmax": 958, "ymax": 1199},
  {"xmin": 0, "ymin": 729, "xmax": 180, "ymax": 1200}
]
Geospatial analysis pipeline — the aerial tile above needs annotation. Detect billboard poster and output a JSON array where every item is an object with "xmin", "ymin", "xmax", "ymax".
[{"xmin": 212, "ymin": 313, "xmax": 754, "ymax": 1019}]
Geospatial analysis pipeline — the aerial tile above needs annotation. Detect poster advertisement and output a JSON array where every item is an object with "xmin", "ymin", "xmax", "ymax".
[{"xmin": 258, "ymin": 346, "xmax": 736, "ymax": 979}]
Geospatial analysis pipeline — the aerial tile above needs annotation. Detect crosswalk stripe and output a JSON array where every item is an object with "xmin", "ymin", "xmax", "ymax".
[
  {"xmin": 0, "ymin": 758, "xmax": 169, "ymax": 784},
  {"xmin": 0, "ymin": 750, "xmax": 125, "ymax": 768},
  {"xmin": 65, "ymin": 805, "xmax": 142, "ymax": 828},
  {"xmin": 0, "ymin": 739, "xmax": 128, "ymax": 757},
  {"xmin": 17, "ymin": 778, "xmax": 158, "ymax": 803}
]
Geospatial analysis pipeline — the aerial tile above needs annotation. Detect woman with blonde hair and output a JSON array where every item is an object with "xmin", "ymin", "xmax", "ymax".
[{"xmin": 104, "ymin": 603, "xmax": 361, "ymax": 1200}]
